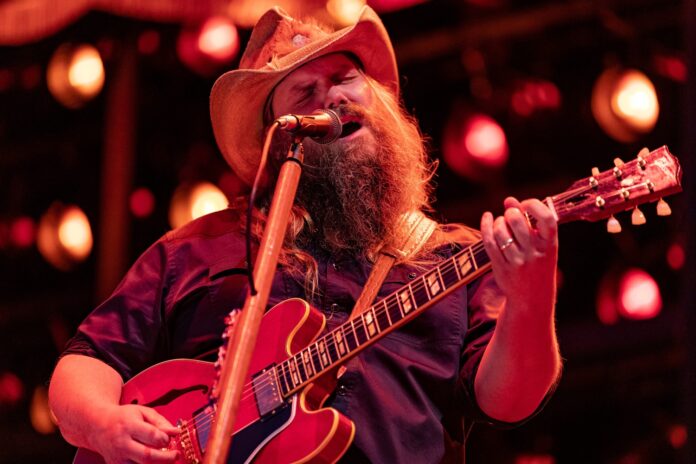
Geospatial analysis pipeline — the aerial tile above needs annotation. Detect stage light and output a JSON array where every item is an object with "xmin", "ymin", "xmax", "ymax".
[
  {"xmin": 10, "ymin": 216, "xmax": 35, "ymax": 248},
  {"xmin": 666, "ymin": 242, "xmax": 685, "ymax": 270},
  {"xmin": 138, "ymin": 30, "xmax": 160, "ymax": 55},
  {"xmin": 327, "ymin": 0, "xmax": 366, "ymax": 26},
  {"xmin": 591, "ymin": 67, "xmax": 659, "ymax": 142},
  {"xmin": 443, "ymin": 112, "xmax": 508, "ymax": 181},
  {"xmin": 653, "ymin": 54, "xmax": 687, "ymax": 82},
  {"xmin": 169, "ymin": 182, "xmax": 229, "ymax": 229},
  {"xmin": 0, "ymin": 372, "xmax": 23, "ymax": 406},
  {"xmin": 129, "ymin": 187, "xmax": 156, "ymax": 219},
  {"xmin": 30, "ymin": 386, "xmax": 55, "ymax": 435},
  {"xmin": 668, "ymin": 424, "xmax": 687, "ymax": 449},
  {"xmin": 618, "ymin": 268, "xmax": 662, "ymax": 320},
  {"xmin": 369, "ymin": 0, "xmax": 427, "ymax": 13},
  {"xmin": 511, "ymin": 79, "xmax": 561, "ymax": 117},
  {"xmin": 37, "ymin": 203, "xmax": 93, "ymax": 271},
  {"xmin": 47, "ymin": 43, "xmax": 105, "ymax": 109},
  {"xmin": 177, "ymin": 17, "xmax": 239, "ymax": 76}
]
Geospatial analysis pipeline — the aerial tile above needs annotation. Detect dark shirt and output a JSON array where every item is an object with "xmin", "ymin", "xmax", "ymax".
[{"xmin": 62, "ymin": 208, "xmax": 523, "ymax": 463}]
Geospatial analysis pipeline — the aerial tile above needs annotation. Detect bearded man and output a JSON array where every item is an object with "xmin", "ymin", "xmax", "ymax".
[{"xmin": 49, "ymin": 6, "xmax": 561, "ymax": 464}]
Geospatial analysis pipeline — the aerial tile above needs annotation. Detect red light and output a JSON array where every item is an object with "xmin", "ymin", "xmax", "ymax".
[
  {"xmin": 369, "ymin": 0, "xmax": 427, "ymax": 12},
  {"xmin": 653, "ymin": 55, "xmax": 687, "ymax": 82},
  {"xmin": 668, "ymin": 424, "xmax": 687, "ymax": 449},
  {"xmin": 0, "ymin": 372, "xmax": 23, "ymax": 405},
  {"xmin": 197, "ymin": 17, "xmax": 239, "ymax": 62},
  {"xmin": 20, "ymin": 65, "xmax": 41, "ymax": 90},
  {"xmin": 138, "ymin": 30, "xmax": 160, "ymax": 55},
  {"xmin": 515, "ymin": 455, "xmax": 555, "ymax": 464},
  {"xmin": 10, "ymin": 216, "xmax": 35, "ymax": 248},
  {"xmin": 618, "ymin": 268, "xmax": 662, "ymax": 320},
  {"xmin": 512, "ymin": 80, "xmax": 561, "ymax": 116},
  {"xmin": 464, "ymin": 115, "xmax": 508, "ymax": 167},
  {"xmin": 129, "ymin": 187, "xmax": 156, "ymax": 218},
  {"xmin": 666, "ymin": 242, "xmax": 685, "ymax": 270}
]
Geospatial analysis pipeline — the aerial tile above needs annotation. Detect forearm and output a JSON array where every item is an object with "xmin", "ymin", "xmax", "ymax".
[
  {"xmin": 474, "ymin": 298, "xmax": 561, "ymax": 423},
  {"xmin": 48, "ymin": 354, "xmax": 124, "ymax": 449}
]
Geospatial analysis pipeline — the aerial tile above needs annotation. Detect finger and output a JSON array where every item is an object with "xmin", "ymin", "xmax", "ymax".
[
  {"xmin": 504, "ymin": 207, "xmax": 533, "ymax": 251},
  {"xmin": 125, "ymin": 441, "xmax": 179, "ymax": 463},
  {"xmin": 521, "ymin": 199, "xmax": 558, "ymax": 246},
  {"xmin": 129, "ymin": 419, "xmax": 171, "ymax": 449},
  {"xmin": 492, "ymin": 216, "xmax": 522, "ymax": 265},
  {"xmin": 503, "ymin": 196, "xmax": 524, "ymax": 210},
  {"xmin": 140, "ymin": 407, "xmax": 179, "ymax": 436},
  {"xmin": 480, "ymin": 212, "xmax": 506, "ymax": 268}
]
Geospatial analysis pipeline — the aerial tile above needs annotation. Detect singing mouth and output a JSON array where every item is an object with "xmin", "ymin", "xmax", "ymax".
[{"xmin": 340, "ymin": 121, "xmax": 362, "ymax": 138}]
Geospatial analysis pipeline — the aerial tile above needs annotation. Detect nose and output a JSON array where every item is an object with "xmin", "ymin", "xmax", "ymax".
[{"xmin": 325, "ymin": 85, "xmax": 349, "ymax": 109}]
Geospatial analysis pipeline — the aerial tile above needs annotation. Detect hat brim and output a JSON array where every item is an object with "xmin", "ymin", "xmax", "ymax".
[{"xmin": 210, "ymin": 6, "xmax": 399, "ymax": 186}]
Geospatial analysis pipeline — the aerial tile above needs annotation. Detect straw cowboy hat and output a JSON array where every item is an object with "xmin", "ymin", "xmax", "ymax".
[{"xmin": 209, "ymin": 6, "xmax": 399, "ymax": 185}]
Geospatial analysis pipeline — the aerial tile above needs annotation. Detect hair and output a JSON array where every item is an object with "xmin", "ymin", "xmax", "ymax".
[{"xmin": 237, "ymin": 74, "xmax": 478, "ymax": 299}]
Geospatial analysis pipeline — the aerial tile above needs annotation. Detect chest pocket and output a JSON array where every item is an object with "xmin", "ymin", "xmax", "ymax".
[{"xmin": 376, "ymin": 266, "xmax": 464, "ymax": 348}]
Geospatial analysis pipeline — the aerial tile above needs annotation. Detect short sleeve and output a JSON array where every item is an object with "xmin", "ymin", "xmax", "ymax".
[{"xmin": 60, "ymin": 238, "xmax": 170, "ymax": 381}]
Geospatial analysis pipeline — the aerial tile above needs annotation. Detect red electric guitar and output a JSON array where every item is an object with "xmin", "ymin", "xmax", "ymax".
[{"xmin": 75, "ymin": 146, "xmax": 682, "ymax": 464}]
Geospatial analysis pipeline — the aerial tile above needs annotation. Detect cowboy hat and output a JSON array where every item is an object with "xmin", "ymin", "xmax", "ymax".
[{"xmin": 209, "ymin": 6, "xmax": 399, "ymax": 185}]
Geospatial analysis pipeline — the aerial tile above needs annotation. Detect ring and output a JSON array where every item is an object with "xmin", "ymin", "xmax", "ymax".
[{"xmin": 498, "ymin": 237, "xmax": 515, "ymax": 251}]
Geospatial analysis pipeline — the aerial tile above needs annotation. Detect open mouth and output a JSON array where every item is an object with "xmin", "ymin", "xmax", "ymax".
[{"xmin": 340, "ymin": 121, "xmax": 362, "ymax": 138}]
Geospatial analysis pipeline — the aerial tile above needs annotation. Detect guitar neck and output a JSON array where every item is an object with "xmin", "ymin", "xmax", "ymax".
[{"xmin": 275, "ymin": 241, "xmax": 492, "ymax": 397}]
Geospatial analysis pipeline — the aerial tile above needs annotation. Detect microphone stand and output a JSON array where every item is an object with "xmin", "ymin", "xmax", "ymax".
[{"xmin": 203, "ymin": 137, "xmax": 304, "ymax": 464}]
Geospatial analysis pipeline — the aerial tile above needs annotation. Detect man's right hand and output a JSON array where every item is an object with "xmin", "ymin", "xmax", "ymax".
[{"xmin": 90, "ymin": 404, "xmax": 180, "ymax": 464}]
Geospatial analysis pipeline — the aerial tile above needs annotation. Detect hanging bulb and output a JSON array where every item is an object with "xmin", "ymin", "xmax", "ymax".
[
  {"xmin": 656, "ymin": 198, "xmax": 672, "ymax": 216},
  {"xmin": 607, "ymin": 215, "xmax": 622, "ymax": 233},
  {"xmin": 631, "ymin": 206, "xmax": 646, "ymax": 225}
]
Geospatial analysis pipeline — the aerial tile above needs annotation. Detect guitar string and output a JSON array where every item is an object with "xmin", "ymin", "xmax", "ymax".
[
  {"xmin": 177, "ymin": 177, "xmax": 661, "ymax": 439},
  {"xmin": 177, "ymin": 241, "xmax": 491, "ymax": 438}
]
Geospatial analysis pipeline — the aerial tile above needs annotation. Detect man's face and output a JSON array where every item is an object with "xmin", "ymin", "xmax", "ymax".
[{"xmin": 270, "ymin": 53, "xmax": 374, "ymax": 143}]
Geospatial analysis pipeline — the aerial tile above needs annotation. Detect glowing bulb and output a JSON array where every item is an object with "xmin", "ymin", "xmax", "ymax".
[
  {"xmin": 464, "ymin": 115, "xmax": 508, "ymax": 167},
  {"xmin": 68, "ymin": 45, "xmax": 104, "ymax": 96},
  {"xmin": 611, "ymin": 71, "xmax": 659, "ymax": 129},
  {"xmin": 618, "ymin": 268, "xmax": 662, "ymax": 320},
  {"xmin": 57, "ymin": 207, "xmax": 93, "ymax": 261},
  {"xmin": 197, "ymin": 17, "xmax": 239, "ymax": 62},
  {"xmin": 190, "ymin": 183, "xmax": 228, "ymax": 219}
]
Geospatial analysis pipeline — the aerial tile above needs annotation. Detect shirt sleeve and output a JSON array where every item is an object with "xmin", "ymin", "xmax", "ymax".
[
  {"xmin": 60, "ymin": 237, "xmax": 170, "ymax": 381},
  {"xmin": 458, "ymin": 272, "xmax": 557, "ymax": 428}
]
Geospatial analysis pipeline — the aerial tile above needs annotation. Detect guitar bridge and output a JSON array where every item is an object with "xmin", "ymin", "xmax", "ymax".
[{"xmin": 252, "ymin": 365, "xmax": 285, "ymax": 417}]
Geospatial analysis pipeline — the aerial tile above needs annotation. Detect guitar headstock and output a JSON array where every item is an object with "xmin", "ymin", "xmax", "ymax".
[{"xmin": 551, "ymin": 146, "xmax": 682, "ymax": 230}]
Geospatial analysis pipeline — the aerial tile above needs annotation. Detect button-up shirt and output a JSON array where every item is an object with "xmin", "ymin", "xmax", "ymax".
[{"xmin": 62, "ymin": 208, "xmax": 528, "ymax": 463}]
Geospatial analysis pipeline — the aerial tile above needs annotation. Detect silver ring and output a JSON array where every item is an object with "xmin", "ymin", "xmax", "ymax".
[{"xmin": 498, "ymin": 237, "xmax": 515, "ymax": 251}]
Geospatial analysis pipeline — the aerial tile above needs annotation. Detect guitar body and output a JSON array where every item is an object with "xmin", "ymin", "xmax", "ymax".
[{"xmin": 74, "ymin": 298, "xmax": 355, "ymax": 464}]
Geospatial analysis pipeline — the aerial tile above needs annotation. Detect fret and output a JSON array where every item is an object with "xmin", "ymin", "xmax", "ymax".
[
  {"xmin": 277, "ymin": 364, "xmax": 290, "ymax": 395},
  {"xmin": 386, "ymin": 295, "xmax": 403, "ymax": 323},
  {"xmin": 394, "ymin": 291, "xmax": 406, "ymax": 318},
  {"xmin": 399, "ymin": 288, "xmax": 414, "ymax": 314},
  {"xmin": 344, "ymin": 322, "xmax": 358, "ymax": 351},
  {"xmin": 436, "ymin": 266, "xmax": 446, "ymax": 292},
  {"xmin": 282, "ymin": 362, "xmax": 294, "ymax": 390},
  {"xmin": 452, "ymin": 255, "xmax": 462, "ymax": 281},
  {"xmin": 354, "ymin": 318, "xmax": 368, "ymax": 345},
  {"xmin": 426, "ymin": 270, "xmax": 442, "ymax": 297},
  {"xmin": 325, "ymin": 334, "xmax": 339, "ymax": 362},
  {"xmin": 468, "ymin": 246, "xmax": 479, "ymax": 270},
  {"xmin": 411, "ymin": 277, "xmax": 430, "ymax": 306},
  {"xmin": 363, "ymin": 309, "xmax": 378, "ymax": 337},
  {"xmin": 317, "ymin": 339, "xmax": 330, "ymax": 367},
  {"xmin": 382, "ymin": 299, "xmax": 393, "ymax": 326},
  {"xmin": 288, "ymin": 358, "xmax": 300, "ymax": 386},
  {"xmin": 294, "ymin": 353, "xmax": 307, "ymax": 381},
  {"xmin": 441, "ymin": 261, "xmax": 459, "ymax": 288},
  {"xmin": 335, "ymin": 329, "xmax": 347, "ymax": 356},
  {"xmin": 301, "ymin": 348, "xmax": 315, "ymax": 377},
  {"xmin": 456, "ymin": 252, "xmax": 474, "ymax": 278},
  {"xmin": 309, "ymin": 344, "xmax": 322, "ymax": 373},
  {"xmin": 375, "ymin": 303, "xmax": 390, "ymax": 330}
]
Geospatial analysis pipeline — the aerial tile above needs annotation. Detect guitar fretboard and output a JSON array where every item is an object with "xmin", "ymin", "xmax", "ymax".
[{"xmin": 273, "ymin": 241, "xmax": 491, "ymax": 397}]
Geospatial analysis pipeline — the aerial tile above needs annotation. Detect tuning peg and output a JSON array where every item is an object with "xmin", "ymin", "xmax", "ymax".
[
  {"xmin": 631, "ymin": 206, "xmax": 646, "ymax": 225},
  {"xmin": 613, "ymin": 158, "xmax": 625, "ymax": 168},
  {"xmin": 637, "ymin": 147, "xmax": 649, "ymax": 169},
  {"xmin": 657, "ymin": 198, "xmax": 672, "ymax": 216},
  {"xmin": 607, "ymin": 215, "xmax": 622, "ymax": 233},
  {"xmin": 591, "ymin": 167, "xmax": 600, "ymax": 177}
]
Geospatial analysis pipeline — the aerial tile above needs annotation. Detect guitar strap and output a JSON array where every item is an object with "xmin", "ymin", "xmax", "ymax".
[{"xmin": 349, "ymin": 210, "xmax": 437, "ymax": 319}]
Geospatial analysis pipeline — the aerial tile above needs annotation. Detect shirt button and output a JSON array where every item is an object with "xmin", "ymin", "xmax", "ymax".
[
  {"xmin": 337, "ymin": 384, "xmax": 348, "ymax": 396},
  {"xmin": 332, "ymin": 262, "xmax": 339, "ymax": 270},
  {"xmin": 330, "ymin": 303, "xmax": 340, "ymax": 312},
  {"xmin": 408, "ymin": 272, "xmax": 417, "ymax": 279}
]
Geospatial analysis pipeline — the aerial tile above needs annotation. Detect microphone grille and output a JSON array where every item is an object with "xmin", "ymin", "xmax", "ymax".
[{"xmin": 314, "ymin": 109, "xmax": 342, "ymax": 144}]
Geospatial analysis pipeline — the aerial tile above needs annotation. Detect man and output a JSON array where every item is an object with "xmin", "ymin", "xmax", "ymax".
[{"xmin": 49, "ymin": 6, "xmax": 561, "ymax": 463}]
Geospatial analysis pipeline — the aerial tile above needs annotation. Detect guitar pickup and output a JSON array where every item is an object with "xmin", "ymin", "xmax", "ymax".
[{"xmin": 252, "ymin": 365, "xmax": 285, "ymax": 417}]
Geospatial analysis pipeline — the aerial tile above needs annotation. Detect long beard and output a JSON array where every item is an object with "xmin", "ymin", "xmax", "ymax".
[{"xmin": 290, "ymin": 101, "xmax": 429, "ymax": 257}]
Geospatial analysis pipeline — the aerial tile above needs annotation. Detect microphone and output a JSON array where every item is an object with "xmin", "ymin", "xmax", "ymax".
[{"xmin": 275, "ymin": 109, "xmax": 342, "ymax": 144}]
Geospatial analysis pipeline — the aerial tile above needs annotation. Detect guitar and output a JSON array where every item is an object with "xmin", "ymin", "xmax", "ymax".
[{"xmin": 75, "ymin": 146, "xmax": 682, "ymax": 464}]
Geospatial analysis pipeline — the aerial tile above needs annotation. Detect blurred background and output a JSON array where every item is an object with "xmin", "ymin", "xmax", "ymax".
[{"xmin": 0, "ymin": 0, "xmax": 693, "ymax": 462}]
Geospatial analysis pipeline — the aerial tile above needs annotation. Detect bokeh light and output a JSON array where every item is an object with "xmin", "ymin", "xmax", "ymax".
[
  {"xmin": 37, "ymin": 203, "xmax": 93, "ymax": 270},
  {"xmin": 169, "ymin": 182, "xmax": 229, "ymax": 229},
  {"xmin": 618, "ymin": 268, "xmax": 662, "ymax": 320},
  {"xmin": 47, "ymin": 43, "xmax": 105, "ymax": 109}
]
